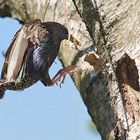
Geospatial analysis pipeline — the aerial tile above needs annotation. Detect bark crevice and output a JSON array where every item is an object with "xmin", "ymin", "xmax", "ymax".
[
  {"xmin": 115, "ymin": 53, "xmax": 140, "ymax": 139},
  {"xmin": 116, "ymin": 53, "xmax": 139, "ymax": 92}
]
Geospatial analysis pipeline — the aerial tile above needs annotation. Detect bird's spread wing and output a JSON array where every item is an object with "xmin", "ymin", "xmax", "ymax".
[
  {"xmin": 6, "ymin": 28, "xmax": 28, "ymax": 81},
  {"xmin": 1, "ymin": 19, "xmax": 49, "ymax": 82}
]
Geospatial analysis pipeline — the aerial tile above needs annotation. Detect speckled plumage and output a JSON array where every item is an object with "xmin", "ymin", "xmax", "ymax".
[{"xmin": 0, "ymin": 19, "xmax": 69, "ymax": 98}]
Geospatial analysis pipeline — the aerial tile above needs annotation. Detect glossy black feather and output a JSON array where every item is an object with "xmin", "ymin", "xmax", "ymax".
[
  {"xmin": 0, "ymin": 19, "xmax": 69, "ymax": 98},
  {"xmin": 26, "ymin": 22, "xmax": 68, "ymax": 81}
]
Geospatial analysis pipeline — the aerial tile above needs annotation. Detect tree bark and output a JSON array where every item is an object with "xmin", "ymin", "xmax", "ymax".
[{"xmin": 0, "ymin": 0, "xmax": 140, "ymax": 139}]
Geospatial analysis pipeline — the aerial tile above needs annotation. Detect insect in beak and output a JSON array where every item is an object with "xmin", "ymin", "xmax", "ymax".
[{"xmin": 69, "ymin": 34, "xmax": 81, "ymax": 50}]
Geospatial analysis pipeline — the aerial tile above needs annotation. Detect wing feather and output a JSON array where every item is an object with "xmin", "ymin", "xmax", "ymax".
[
  {"xmin": 1, "ymin": 30, "xmax": 21, "ymax": 80},
  {"xmin": 1, "ymin": 19, "xmax": 49, "ymax": 82},
  {"xmin": 6, "ymin": 28, "xmax": 28, "ymax": 81}
]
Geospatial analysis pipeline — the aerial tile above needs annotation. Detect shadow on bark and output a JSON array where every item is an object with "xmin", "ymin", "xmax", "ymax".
[{"xmin": 80, "ymin": 70, "xmax": 115, "ymax": 139}]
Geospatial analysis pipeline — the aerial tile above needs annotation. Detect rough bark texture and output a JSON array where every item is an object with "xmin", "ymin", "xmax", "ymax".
[{"xmin": 0, "ymin": 0, "xmax": 140, "ymax": 139}]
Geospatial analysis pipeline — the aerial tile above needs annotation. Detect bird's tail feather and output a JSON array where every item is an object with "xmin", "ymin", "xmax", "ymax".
[
  {"xmin": 0, "ymin": 80, "xmax": 7, "ymax": 99},
  {"xmin": 0, "ymin": 89, "xmax": 5, "ymax": 99}
]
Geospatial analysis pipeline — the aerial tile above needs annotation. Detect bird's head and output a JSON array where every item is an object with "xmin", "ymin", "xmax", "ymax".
[
  {"xmin": 43, "ymin": 22, "xmax": 81, "ymax": 49},
  {"xmin": 56, "ymin": 23, "xmax": 81, "ymax": 47}
]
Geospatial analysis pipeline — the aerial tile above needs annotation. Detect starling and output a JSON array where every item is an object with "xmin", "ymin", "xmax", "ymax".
[{"xmin": 0, "ymin": 19, "xmax": 81, "ymax": 99}]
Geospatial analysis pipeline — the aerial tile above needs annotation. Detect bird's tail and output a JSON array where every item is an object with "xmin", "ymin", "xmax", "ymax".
[
  {"xmin": 0, "ymin": 89, "xmax": 5, "ymax": 99},
  {"xmin": 0, "ymin": 80, "xmax": 7, "ymax": 99},
  {"xmin": 0, "ymin": 80, "xmax": 14, "ymax": 99}
]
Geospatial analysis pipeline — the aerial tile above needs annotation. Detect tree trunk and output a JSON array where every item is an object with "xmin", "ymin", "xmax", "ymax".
[{"xmin": 0, "ymin": 0, "xmax": 140, "ymax": 139}]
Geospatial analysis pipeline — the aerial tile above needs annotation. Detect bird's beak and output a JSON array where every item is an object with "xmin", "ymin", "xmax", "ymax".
[{"xmin": 69, "ymin": 34, "xmax": 81, "ymax": 50}]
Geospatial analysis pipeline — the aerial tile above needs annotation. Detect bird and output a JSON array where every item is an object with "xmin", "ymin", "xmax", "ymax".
[{"xmin": 0, "ymin": 19, "xmax": 81, "ymax": 99}]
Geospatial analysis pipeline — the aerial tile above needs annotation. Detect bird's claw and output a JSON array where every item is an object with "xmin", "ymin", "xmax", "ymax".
[{"xmin": 50, "ymin": 65, "xmax": 81, "ymax": 87}]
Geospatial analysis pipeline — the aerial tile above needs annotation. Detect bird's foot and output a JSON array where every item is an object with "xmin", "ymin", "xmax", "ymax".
[{"xmin": 49, "ymin": 65, "xmax": 82, "ymax": 86}]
